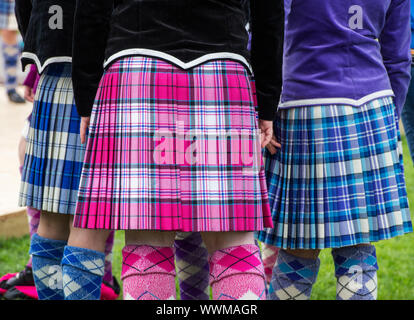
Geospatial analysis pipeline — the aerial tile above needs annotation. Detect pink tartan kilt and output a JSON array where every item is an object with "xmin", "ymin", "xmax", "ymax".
[{"xmin": 73, "ymin": 56, "xmax": 272, "ymax": 232}]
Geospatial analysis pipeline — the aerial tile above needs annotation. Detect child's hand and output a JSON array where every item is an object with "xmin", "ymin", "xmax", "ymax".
[
  {"xmin": 80, "ymin": 117, "xmax": 90, "ymax": 144},
  {"xmin": 258, "ymin": 120, "xmax": 281, "ymax": 155},
  {"xmin": 24, "ymin": 86, "xmax": 35, "ymax": 102},
  {"xmin": 259, "ymin": 120, "xmax": 273, "ymax": 148}
]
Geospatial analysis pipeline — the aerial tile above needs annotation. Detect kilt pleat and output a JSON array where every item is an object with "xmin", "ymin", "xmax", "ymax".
[
  {"xmin": 19, "ymin": 63, "xmax": 85, "ymax": 215},
  {"xmin": 256, "ymin": 97, "xmax": 412, "ymax": 249}
]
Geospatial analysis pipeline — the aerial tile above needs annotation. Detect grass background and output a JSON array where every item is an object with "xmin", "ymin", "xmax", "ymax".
[{"xmin": 1, "ymin": 138, "xmax": 413, "ymax": 300}]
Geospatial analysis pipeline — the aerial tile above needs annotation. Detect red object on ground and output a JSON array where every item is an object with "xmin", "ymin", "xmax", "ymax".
[{"xmin": 1, "ymin": 272, "xmax": 119, "ymax": 300}]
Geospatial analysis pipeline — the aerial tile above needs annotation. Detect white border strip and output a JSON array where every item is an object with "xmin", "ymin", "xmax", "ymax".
[
  {"xmin": 278, "ymin": 90, "xmax": 395, "ymax": 108},
  {"xmin": 104, "ymin": 49, "xmax": 253, "ymax": 73},
  {"xmin": 21, "ymin": 52, "xmax": 72, "ymax": 73}
]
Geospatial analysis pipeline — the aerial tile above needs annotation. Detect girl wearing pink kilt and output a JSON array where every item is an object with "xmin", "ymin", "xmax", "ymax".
[{"xmin": 63, "ymin": 0, "xmax": 283, "ymax": 300}]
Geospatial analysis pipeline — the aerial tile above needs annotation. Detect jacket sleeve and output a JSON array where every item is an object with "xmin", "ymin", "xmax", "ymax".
[
  {"xmin": 379, "ymin": 0, "xmax": 412, "ymax": 117},
  {"xmin": 72, "ymin": 0, "xmax": 114, "ymax": 117},
  {"xmin": 15, "ymin": 0, "xmax": 32, "ymax": 38},
  {"xmin": 250, "ymin": 0, "xmax": 284, "ymax": 121}
]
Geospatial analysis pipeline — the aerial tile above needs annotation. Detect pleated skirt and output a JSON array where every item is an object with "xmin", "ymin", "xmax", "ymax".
[
  {"xmin": 73, "ymin": 56, "xmax": 272, "ymax": 231},
  {"xmin": 256, "ymin": 97, "xmax": 412, "ymax": 249},
  {"xmin": 19, "ymin": 63, "xmax": 85, "ymax": 215}
]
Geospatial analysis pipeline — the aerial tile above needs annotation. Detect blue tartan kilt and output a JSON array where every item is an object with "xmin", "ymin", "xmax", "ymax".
[
  {"xmin": 256, "ymin": 97, "xmax": 413, "ymax": 249},
  {"xmin": 19, "ymin": 63, "xmax": 85, "ymax": 215}
]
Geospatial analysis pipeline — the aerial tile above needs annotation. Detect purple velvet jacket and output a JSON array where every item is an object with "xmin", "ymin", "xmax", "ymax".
[{"xmin": 280, "ymin": 0, "xmax": 411, "ymax": 116}]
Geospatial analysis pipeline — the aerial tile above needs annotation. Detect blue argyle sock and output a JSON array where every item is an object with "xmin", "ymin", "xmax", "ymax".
[
  {"xmin": 61, "ymin": 246, "xmax": 105, "ymax": 300},
  {"xmin": 268, "ymin": 250, "xmax": 320, "ymax": 300},
  {"xmin": 29, "ymin": 233, "xmax": 67, "ymax": 300},
  {"xmin": 2, "ymin": 42, "xmax": 19, "ymax": 92},
  {"xmin": 332, "ymin": 245, "xmax": 378, "ymax": 300}
]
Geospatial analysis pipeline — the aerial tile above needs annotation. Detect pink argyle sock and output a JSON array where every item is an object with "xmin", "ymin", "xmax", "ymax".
[
  {"xmin": 261, "ymin": 243, "xmax": 279, "ymax": 285},
  {"xmin": 121, "ymin": 245, "xmax": 176, "ymax": 300},
  {"xmin": 209, "ymin": 244, "xmax": 266, "ymax": 300}
]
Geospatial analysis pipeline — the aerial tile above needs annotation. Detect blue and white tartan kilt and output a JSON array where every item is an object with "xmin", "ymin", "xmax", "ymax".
[
  {"xmin": 256, "ymin": 96, "xmax": 413, "ymax": 249},
  {"xmin": 19, "ymin": 63, "xmax": 85, "ymax": 215},
  {"xmin": 0, "ymin": 0, "xmax": 17, "ymax": 30}
]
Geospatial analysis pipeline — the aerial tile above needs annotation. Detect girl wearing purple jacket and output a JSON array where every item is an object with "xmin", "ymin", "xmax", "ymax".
[{"xmin": 257, "ymin": 0, "xmax": 413, "ymax": 300}]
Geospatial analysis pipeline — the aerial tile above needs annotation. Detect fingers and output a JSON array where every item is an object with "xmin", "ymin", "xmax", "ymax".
[
  {"xmin": 80, "ymin": 124, "xmax": 87, "ymax": 144},
  {"xmin": 80, "ymin": 117, "xmax": 90, "ymax": 145},
  {"xmin": 261, "ymin": 126, "xmax": 274, "ymax": 148},
  {"xmin": 270, "ymin": 137, "xmax": 281, "ymax": 149},
  {"xmin": 266, "ymin": 143, "xmax": 277, "ymax": 155}
]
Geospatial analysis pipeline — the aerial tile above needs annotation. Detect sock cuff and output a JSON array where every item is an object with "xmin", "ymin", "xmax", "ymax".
[
  {"xmin": 29, "ymin": 233, "xmax": 67, "ymax": 259},
  {"xmin": 61, "ymin": 246, "xmax": 105, "ymax": 277},
  {"xmin": 274, "ymin": 250, "xmax": 321, "ymax": 284},
  {"xmin": 121, "ymin": 245, "xmax": 176, "ymax": 280},
  {"xmin": 209, "ymin": 244, "xmax": 264, "ymax": 285},
  {"xmin": 332, "ymin": 245, "xmax": 379, "ymax": 276}
]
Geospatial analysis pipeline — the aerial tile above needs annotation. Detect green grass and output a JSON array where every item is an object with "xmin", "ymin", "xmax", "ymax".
[{"xmin": 1, "ymin": 139, "xmax": 413, "ymax": 300}]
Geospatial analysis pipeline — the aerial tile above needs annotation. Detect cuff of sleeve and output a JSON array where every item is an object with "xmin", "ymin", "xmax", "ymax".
[
  {"xmin": 256, "ymin": 93, "xmax": 279, "ymax": 121},
  {"xmin": 75, "ymin": 97, "xmax": 93, "ymax": 117}
]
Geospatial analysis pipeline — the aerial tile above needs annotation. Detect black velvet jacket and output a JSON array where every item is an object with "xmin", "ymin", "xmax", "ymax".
[
  {"xmin": 73, "ymin": 0, "xmax": 284, "ymax": 120},
  {"xmin": 15, "ymin": 0, "xmax": 76, "ymax": 73}
]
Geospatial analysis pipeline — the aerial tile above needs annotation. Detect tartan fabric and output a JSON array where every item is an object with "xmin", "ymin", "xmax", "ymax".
[
  {"xmin": 19, "ymin": 63, "xmax": 85, "ymax": 215},
  {"xmin": 74, "ymin": 56, "xmax": 272, "ymax": 231},
  {"xmin": 257, "ymin": 97, "xmax": 413, "ymax": 249},
  {"xmin": 0, "ymin": 0, "xmax": 17, "ymax": 30}
]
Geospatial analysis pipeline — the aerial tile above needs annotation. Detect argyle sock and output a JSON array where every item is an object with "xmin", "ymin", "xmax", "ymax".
[
  {"xmin": 261, "ymin": 243, "xmax": 279, "ymax": 286},
  {"xmin": 175, "ymin": 232, "xmax": 209, "ymax": 300},
  {"xmin": 29, "ymin": 233, "xmax": 67, "ymax": 300},
  {"xmin": 209, "ymin": 244, "xmax": 266, "ymax": 300},
  {"xmin": 121, "ymin": 245, "xmax": 176, "ymax": 300},
  {"xmin": 2, "ymin": 42, "xmax": 19, "ymax": 93},
  {"xmin": 268, "ymin": 250, "xmax": 320, "ymax": 300},
  {"xmin": 332, "ymin": 245, "xmax": 379, "ymax": 300},
  {"xmin": 61, "ymin": 246, "xmax": 105, "ymax": 300},
  {"xmin": 26, "ymin": 207, "xmax": 41, "ymax": 268},
  {"xmin": 103, "ymin": 231, "xmax": 115, "ymax": 285}
]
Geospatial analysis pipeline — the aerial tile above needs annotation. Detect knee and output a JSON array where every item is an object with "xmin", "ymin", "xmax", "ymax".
[
  {"xmin": 68, "ymin": 227, "xmax": 112, "ymax": 253},
  {"xmin": 125, "ymin": 231, "xmax": 176, "ymax": 247},
  {"xmin": 285, "ymin": 248, "xmax": 321, "ymax": 260},
  {"xmin": 201, "ymin": 232, "xmax": 256, "ymax": 254},
  {"xmin": 37, "ymin": 211, "xmax": 71, "ymax": 241}
]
